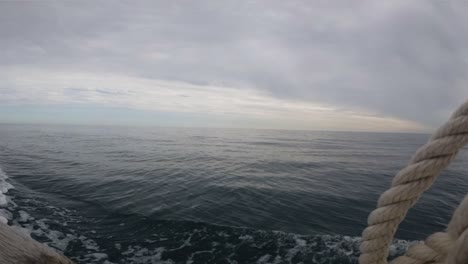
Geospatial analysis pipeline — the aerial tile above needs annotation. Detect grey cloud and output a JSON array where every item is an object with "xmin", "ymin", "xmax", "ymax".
[{"xmin": 1, "ymin": 0, "xmax": 467, "ymax": 128}]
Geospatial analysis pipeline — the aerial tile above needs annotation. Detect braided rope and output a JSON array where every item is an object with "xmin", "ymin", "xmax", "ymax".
[
  {"xmin": 0, "ymin": 223, "xmax": 75, "ymax": 263},
  {"xmin": 359, "ymin": 100, "xmax": 468, "ymax": 264}
]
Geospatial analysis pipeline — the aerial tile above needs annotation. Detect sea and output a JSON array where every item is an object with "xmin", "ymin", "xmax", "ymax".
[{"xmin": 0, "ymin": 123, "xmax": 467, "ymax": 264}]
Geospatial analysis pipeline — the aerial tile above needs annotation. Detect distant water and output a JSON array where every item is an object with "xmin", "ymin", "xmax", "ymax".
[{"xmin": 0, "ymin": 124, "xmax": 467, "ymax": 264}]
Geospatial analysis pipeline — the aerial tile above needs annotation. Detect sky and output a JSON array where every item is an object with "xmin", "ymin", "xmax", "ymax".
[{"xmin": 1, "ymin": 1, "xmax": 468, "ymax": 132}]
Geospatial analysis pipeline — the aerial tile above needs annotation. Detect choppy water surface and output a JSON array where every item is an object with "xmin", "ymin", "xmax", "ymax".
[{"xmin": 0, "ymin": 124, "xmax": 467, "ymax": 263}]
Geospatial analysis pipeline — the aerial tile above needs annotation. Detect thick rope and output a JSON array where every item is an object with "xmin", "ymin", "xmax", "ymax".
[
  {"xmin": 359, "ymin": 100, "xmax": 468, "ymax": 264},
  {"xmin": 0, "ymin": 222, "xmax": 75, "ymax": 263}
]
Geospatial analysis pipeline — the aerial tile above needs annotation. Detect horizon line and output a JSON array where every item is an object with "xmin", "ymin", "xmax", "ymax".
[{"xmin": 0, "ymin": 121, "xmax": 432, "ymax": 135}]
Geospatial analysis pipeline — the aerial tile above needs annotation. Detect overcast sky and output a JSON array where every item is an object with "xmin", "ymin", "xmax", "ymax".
[{"xmin": 1, "ymin": 1, "xmax": 467, "ymax": 132}]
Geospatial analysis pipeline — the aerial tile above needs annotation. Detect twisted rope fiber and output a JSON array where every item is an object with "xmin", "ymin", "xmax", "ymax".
[{"xmin": 359, "ymin": 100, "xmax": 468, "ymax": 264}]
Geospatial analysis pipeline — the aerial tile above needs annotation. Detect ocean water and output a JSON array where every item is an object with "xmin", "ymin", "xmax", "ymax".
[{"xmin": 0, "ymin": 124, "xmax": 467, "ymax": 264}]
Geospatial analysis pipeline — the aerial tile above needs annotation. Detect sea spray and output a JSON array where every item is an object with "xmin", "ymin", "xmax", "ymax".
[{"xmin": 0, "ymin": 167, "xmax": 13, "ymax": 223}]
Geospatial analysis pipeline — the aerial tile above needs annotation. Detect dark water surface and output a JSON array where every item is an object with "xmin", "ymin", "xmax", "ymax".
[{"xmin": 0, "ymin": 124, "xmax": 467, "ymax": 263}]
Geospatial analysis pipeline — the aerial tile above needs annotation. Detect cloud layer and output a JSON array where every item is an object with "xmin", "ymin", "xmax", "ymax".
[
  {"xmin": 1, "ymin": 1, "xmax": 467, "ymax": 131},
  {"xmin": 1, "ymin": 67, "xmax": 423, "ymax": 131}
]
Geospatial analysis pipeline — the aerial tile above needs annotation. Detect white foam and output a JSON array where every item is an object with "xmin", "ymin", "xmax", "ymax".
[
  {"xmin": 121, "ymin": 246, "xmax": 171, "ymax": 263},
  {"xmin": 238, "ymin": 234, "xmax": 254, "ymax": 241},
  {"xmin": 0, "ymin": 167, "xmax": 14, "ymax": 223},
  {"xmin": 0, "ymin": 167, "xmax": 116, "ymax": 263},
  {"xmin": 18, "ymin": 210, "xmax": 34, "ymax": 223},
  {"xmin": 0, "ymin": 209, "xmax": 12, "ymax": 224},
  {"xmin": 13, "ymin": 214, "xmax": 112, "ymax": 263},
  {"xmin": 256, "ymin": 254, "xmax": 272, "ymax": 264},
  {"xmin": 0, "ymin": 168, "xmax": 14, "ymax": 207},
  {"xmin": 284, "ymin": 235, "xmax": 307, "ymax": 262},
  {"xmin": 0, "ymin": 194, "xmax": 8, "ymax": 207},
  {"xmin": 85, "ymin": 253, "xmax": 108, "ymax": 261},
  {"xmin": 0, "ymin": 168, "xmax": 7, "ymax": 180},
  {"xmin": 0, "ymin": 182, "xmax": 13, "ymax": 194}
]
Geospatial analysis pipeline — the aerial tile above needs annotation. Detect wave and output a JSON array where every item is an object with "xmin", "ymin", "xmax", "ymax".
[{"xmin": 0, "ymin": 173, "xmax": 413, "ymax": 264}]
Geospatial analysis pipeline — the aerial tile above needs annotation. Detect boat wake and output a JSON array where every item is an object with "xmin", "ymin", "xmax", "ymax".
[{"xmin": 0, "ymin": 167, "xmax": 413, "ymax": 264}]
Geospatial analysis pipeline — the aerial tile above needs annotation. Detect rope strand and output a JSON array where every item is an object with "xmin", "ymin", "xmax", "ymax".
[{"xmin": 359, "ymin": 100, "xmax": 468, "ymax": 264}]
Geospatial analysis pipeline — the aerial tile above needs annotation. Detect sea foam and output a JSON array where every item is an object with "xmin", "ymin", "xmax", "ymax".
[{"xmin": 0, "ymin": 167, "xmax": 14, "ymax": 223}]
